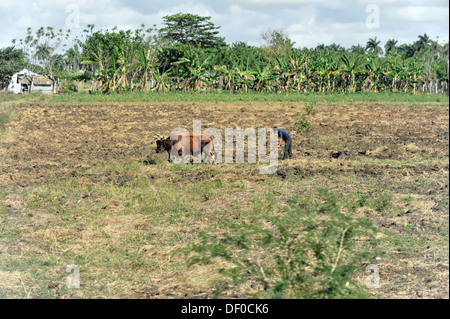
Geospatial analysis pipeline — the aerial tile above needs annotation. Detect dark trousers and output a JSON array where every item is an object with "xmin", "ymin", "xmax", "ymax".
[{"xmin": 283, "ymin": 139, "xmax": 292, "ymax": 160}]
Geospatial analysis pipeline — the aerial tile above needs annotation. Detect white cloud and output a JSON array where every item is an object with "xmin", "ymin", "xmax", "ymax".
[
  {"xmin": 0, "ymin": 0, "xmax": 448, "ymax": 50},
  {"xmin": 227, "ymin": 0, "xmax": 342, "ymax": 9},
  {"xmin": 287, "ymin": 21, "xmax": 373, "ymax": 48},
  {"xmin": 155, "ymin": 1, "xmax": 218, "ymax": 18},
  {"xmin": 357, "ymin": 0, "xmax": 447, "ymax": 6},
  {"xmin": 385, "ymin": 6, "xmax": 449, "ymax": 23},
  {"xmin": 227, "ymin": 0, "xmax": 342, "ymax": 8},
  {"xmin": 221, "ymin": 5, "xmax": 273, "ymax": 44}
]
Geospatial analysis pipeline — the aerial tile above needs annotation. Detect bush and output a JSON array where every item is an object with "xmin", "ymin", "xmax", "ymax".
[
  {"xmin": 188, "ymin": 189, "xmax": 379, "ymax": 298},
  {"xmin": 294, "ymin": 115, "xmax": 311, "ymax": 132}
]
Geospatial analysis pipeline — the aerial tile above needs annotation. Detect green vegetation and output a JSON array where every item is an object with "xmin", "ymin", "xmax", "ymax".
[
  {"xmin": 294, "ymin": 115, "xmax": 311, "ymax": 133},
  {"xmin": 159, "ymin": 13, "xmax": 225, "ymax": 48},
  {"xmin": 0, "ymin": 47, "xmax": 27, "ymax": 90},
  {"xmin": 2, "ymin": 90, "xmax": 447, "ymax": 105},
  {"xmin": 11, "ymin": 27, "xmax": 71, "ymax": 93},
  {"xmin": 2, "ymin": 14, "xmax": 448, "ymax": 94}
]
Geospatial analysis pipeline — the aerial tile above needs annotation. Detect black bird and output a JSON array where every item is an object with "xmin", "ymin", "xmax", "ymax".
[{"xmin": 330, "ymin": 151, "xmax": 342, "ymax": 159}]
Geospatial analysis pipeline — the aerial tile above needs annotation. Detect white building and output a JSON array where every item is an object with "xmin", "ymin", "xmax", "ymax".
[{"xmin": 8, "ymin": 69, "xmax": 53, "ymax": 94}]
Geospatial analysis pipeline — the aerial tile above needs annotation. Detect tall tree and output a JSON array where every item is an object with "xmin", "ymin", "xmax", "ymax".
[
  {"xmin": 0, "ymin": 47, "xmax": 26, "ymax": 89},
  {"xmin": 415, "ymin": 33, "xmax": 431, "ymax": 52},
  {"xmin": 366, "ymin": 37, "xmax": 383, "ymax": 56},
  {"xmin": 384, "ymin": 39, "xmax": 398, "ymax": 55},
  {"xmin": 14, "ymin": 26, "xmax": 71, "ymax": 93},
  {"xmin": 159, "ymin": 13, "xmax": 224, "ymax": 48},
  {"xmin": 349, "ymin": 44, "xmax": 366, "ymax": 55},
  {"xmin": 65, "ymin": 45, "xmax": 81, "ymax": 72},
  {"xmin": 397, "ymin": 44, "xmax": 415, "ymax": 59},
  {"xmin": 260, "ymin": 28, "xmax": 295, "ymax": 60}
]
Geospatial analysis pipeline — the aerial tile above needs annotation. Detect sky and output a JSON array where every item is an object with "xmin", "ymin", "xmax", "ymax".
[{"xmin": 0, "ymin": 0, "xmax": 448, "ymax": 51}]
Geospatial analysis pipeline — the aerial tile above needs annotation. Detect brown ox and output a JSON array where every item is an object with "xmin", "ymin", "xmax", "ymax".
[{"xmin": 155, "ymin": 132, "xmax": 215, "ymax": 163}]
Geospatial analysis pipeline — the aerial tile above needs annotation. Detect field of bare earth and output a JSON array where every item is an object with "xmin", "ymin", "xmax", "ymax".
[{"xmin": 0, "ymin": 94, "xmax": 448, "ymax": 299}]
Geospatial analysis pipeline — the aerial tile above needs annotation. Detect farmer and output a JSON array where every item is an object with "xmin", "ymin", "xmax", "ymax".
[{"xmin": 273, "ymin": 127, "xmax": 293, "ymax": 160}]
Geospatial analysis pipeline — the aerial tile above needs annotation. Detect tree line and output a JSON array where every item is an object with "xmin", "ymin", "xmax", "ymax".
[{"xmin": 1, "ymin": 13, "xmax": 448, "ymax": 94}]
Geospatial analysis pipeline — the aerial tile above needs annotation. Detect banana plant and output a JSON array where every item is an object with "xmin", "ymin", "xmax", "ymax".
[
  {"xmin": 213, "ymin": 65, "xmax": 234, "ymax": 90},
  {"xmin": 96, "ymin": 55, "xmax": 116, "ymax": 93},
  {"xmin": 129, "ymin": 48, "xmax": 158, "ymax": 93},
  {"xmin": 93, "ymin": 45, "xmax": 127, "ymax": 93},
  {"xmin": 326, "ymin": 55, "xmax": 340, "ymax": 92},
  {"xmin": 340, "ymin": 54, "xmax": 363, "ymax": 92},
  {"xmin": 233, "ymin": 67, "xmax": 254, "ymax": 92},
  {"xmin": 253, "ymin": 64, "xmax": 274, "ymax": 92},
  {"xmin": 289, "ymin": 52, "xmax": 307, "ymax": 91},
  {"xmin": 386, "ymin": 53, "xmax": 405, "ymax": 92},
  {"xmin": 172, "ymin": 47, "xmax": 212, "ymax": 90},
  {"xmin": 113, "ymin": 46, "xmax": 127, "ymax": 91},
  {"xmin": 308, "ymin": 54, "xmax": 328, "ymax": 92},
  {"xmin": 404, "ymin": 59, "xmax": 424, "ymax": 93},
  {"xmin": 152, "ymin": 67, "xmax": 172, "ymax": 91},
  {"xmin": 364, "ymin": 56, "xmax": 385, "ymax": 92},
  {"xmin": 273, "ymin": 56, "xmax": 291, "ymax": 92},
  {"xmin": 204, "ymin": 65, "xmax": 220, "ymax": 90}
]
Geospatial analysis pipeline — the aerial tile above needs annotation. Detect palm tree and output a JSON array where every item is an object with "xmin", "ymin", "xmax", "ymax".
[
  {"xmin": 315, "ymin": 44, "xmax": 326, "ymax": 52},
  {"xmin": 416, "ymin": 33, "xmax": 431, "ymax": 52},
  {"xmin": 384, "ymin": 39, "xmax": 398, "ymax": 55},
  {"xmin": 349, "ymin": 45, "xmax": 366, "ymax": 55},
  {"xmin": 35, "ymin": 44, "xmax": 50, "ymax": 63},
  {"xmin": 397, "ymin": 44, "xmax": 415, "ymax": 59},
  {"xmin": 65, "ymin": 45, "xmax": 82, "ymax": 72},
  {"xmin": 366, "ymin": 37, "xmax": 383, "ymax": 56}
]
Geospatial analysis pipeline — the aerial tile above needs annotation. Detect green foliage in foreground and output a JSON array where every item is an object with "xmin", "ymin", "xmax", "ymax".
[{"xmin": 188, "ymin": 189, "xmax": 380, "ymax": 299}]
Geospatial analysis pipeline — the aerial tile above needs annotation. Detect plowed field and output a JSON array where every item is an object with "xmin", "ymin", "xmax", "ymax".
[{"xmin": 1, "ymin": 99, "xmax": 448, "ymax": 299}]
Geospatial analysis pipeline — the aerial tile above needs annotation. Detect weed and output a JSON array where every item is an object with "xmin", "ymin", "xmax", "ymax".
[
  {"xmin": 371, "ymin": 190, "xmax": 394, "ymax": 212},
  {"xmin": 304, "ymin": 100, "xmax": 317, "ymax": 116},
  {"xmin": 401, "ymin": 195, "xmax": 414, "ymax": 203},
  {"xmin": 295, "ymin": 115, "xmax": 311, "ymax": 132},
  {"xmin": 354, "ymin": 189, "xmax": 370, "ymax": 207}
]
